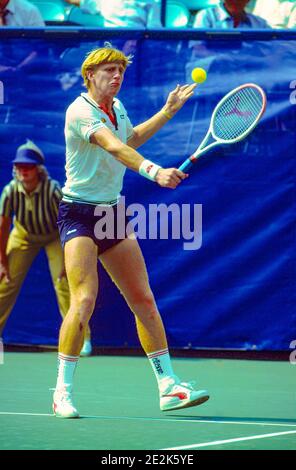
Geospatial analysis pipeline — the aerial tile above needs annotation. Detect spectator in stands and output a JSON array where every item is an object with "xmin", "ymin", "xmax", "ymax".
[
  {"xmin": 0, "ymin": 0, "xmax": 45, "ymax": 26},
  {"xmin": 253, "ymin": 0, "xmax": 296, "ymax": 28},
  {"xmin": 64, "ymin": 0, "xmax": 162, "ymax": 28},
  {"xmin": 193, "ymin": 0, "xmax": 269, "ymax": 29},
  {"xmin": 0, "ymin": 1, "xmax": 45, "ymax": 79},
  {"xmin": 0, "ymin": 140, "xmax": 92, "ymax": 356}
]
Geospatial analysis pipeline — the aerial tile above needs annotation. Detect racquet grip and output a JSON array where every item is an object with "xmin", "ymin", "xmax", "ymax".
[{"xmin": 178, "ymin": 159, "xmax": 194, "ymax": 172}]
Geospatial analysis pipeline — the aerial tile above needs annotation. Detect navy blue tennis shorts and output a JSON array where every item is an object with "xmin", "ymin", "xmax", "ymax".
[{"xmin": 57, "ymin": 201, "xmax": 129, "ymax": 254}]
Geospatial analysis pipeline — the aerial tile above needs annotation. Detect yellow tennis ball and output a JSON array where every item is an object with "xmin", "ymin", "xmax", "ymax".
[{"xmin": 191, "ymin": 67, "xmax": 207, "ymax": 84}]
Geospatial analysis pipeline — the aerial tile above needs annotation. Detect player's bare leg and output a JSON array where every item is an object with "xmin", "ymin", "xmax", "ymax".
[
  {"xmin": 59, "ymin": 237, "xmax": 98, "ymax": 355},
  {"xmin": 53, "ymin": 237, "xmax": 98, "ymax": 418},
  {"xmin": 99, "ymin": 237, "xmax": 209, "ymax": 411},
  {"xmin": 99, "ymin": 236, "xmax": 167, "ymax": 354}
]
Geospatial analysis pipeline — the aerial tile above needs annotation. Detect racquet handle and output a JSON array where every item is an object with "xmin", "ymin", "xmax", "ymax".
[{"xmin": 178, "ymin": 158, "xmax": 195, "ymax": 172}]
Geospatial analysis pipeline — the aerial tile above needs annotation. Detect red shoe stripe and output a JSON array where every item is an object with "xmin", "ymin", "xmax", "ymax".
[{"xmin": 163, "ymin": 392, "xmax": 188, "ymax": 400}]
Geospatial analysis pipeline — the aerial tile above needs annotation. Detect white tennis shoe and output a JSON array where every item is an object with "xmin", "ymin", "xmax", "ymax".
[
  {"xmin": 80, "ymin": 339, "xmax": 92, "ymax": 357},
  {"xmin": 53, "ymin": 387, "xmax": 79, "ymax": 418},
  {"xmin": 160, "ymin": 376, "xmax": 209, "ymax": 412}
]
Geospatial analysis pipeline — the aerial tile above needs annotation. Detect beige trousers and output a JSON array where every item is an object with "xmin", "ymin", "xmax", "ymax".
[{"xmin": 0, "ymin": 222, "xmax": 91, "ymax": 339}]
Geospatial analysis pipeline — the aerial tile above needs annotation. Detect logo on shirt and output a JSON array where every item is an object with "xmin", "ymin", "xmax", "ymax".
[
  {"xmin": 101, "ymin": 118, "xmax": 107, "ymax": 123},
  {"xmin": 87, "ymin": 120, "xmax": 102, "ymax": 128}
]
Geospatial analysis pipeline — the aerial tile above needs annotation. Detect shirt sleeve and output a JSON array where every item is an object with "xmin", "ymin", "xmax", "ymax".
[
  {"xmin": 50, "ymin": 180, "xmax": 63, "ymax": 215},
  {"xmin": 52, "ymin": 180, "xmax": 63, "ymax": 200},
  {"xmin": 0, "ymin": 184, "xmax": 13, "ymax": 218},
  {"xmin": 70, "ymin": 103, "xmax": 108, "ymax": 142}
]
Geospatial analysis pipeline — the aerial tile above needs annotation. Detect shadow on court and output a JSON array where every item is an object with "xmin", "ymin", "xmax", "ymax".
[{"xmin": 167, "ymin": 415, "xmax": 296, "ymax": 425}]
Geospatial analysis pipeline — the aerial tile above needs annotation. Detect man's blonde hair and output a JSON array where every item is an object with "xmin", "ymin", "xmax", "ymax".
[{"xmin": 81, "ymin": 43, "xmax": 133, "ymax": 89}]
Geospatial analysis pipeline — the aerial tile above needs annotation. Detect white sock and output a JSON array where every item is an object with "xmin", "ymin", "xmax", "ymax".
[
  {"xmin": 147, "ymin": 348, "xmax": 175, "ymax": 389},
  {"xmin": 55, "ymin": 353, "xmax": 79, "ymax": 392}
]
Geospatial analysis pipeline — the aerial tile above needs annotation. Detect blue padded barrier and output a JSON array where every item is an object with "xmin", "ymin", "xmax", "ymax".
[{"xmin": 0, "ymin": 29, "xmax": 295, "ymax": 350}]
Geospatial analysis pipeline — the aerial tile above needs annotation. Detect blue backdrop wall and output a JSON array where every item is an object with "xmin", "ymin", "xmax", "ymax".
[{"xmin": 0, "ymin": 29, "xmax": 295, "ymax": 350}]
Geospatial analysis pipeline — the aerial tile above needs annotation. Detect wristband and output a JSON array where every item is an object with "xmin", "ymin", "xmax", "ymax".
[
  {"xmin": 161, "ymin": 109, "xmax": 173, "ymax": 120},
  {"xmin": 139, "ymin": 159, "xmax": 162, "ymax": 182}
]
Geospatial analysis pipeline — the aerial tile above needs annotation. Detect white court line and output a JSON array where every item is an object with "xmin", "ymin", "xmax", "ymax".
[
  {"xmin": 161, "ymin": 430, "xmax": 296, "ymax": 450},
  {"xmin": 0, "ymin": 411, "xmax": 296, "ymax": 428},
  {"xmin": 0, "ymin": 412, "xmax": 52, "ymax": 417}
]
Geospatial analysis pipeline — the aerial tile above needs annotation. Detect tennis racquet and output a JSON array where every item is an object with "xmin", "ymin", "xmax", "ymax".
[{"xmin": 179, "ymin": 83, "xmax": 267, "ymax": 172}]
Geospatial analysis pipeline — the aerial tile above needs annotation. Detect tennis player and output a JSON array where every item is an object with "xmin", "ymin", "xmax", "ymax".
[{"xmin": 53, "ymin": 44, "xmax": 209, "ymax": 418}]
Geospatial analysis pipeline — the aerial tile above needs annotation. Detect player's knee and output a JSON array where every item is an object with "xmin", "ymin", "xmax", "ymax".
[
  {"xmin": 130, "ymin": 290, "xmax": 156, "ymax": 313},
  {"xmin": 72, "ymin": 294, "xmax": 96, "ymax": 318}
]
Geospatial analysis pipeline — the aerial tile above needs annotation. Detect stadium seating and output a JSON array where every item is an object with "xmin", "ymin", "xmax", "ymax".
[
  {"xmin": 67, "ymin": 6, "xmax": 104, "ymax": 26},
  {"xmin": 181, "ymin": 0, "xmax": 219, "ymax": 10},
  {"xmin": 30, "ymin": 0, "xmax": 222, "ymax": 27},
  {"xmin": 31, "ymin": 0, "xmax": 66, "ymax": 23}
]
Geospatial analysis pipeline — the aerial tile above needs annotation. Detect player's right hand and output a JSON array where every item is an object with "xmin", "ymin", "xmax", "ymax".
[
  {"xmin": 155, "ymin": 168, "xmax": 188, "ymax": 189},
  {"xmin": 0, "ymin": 258, "xmax": 10, "ymax": 283}
]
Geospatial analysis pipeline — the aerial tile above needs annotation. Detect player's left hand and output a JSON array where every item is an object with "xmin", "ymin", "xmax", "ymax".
[{"xmin": 163, "ymin": 84, "xmax": 197, "ymax": 117}]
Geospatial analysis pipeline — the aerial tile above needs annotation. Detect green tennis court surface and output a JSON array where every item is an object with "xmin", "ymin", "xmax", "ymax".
[{"xmin": 0, "ymin": 352, "xmax": 295, "ymax": 450}]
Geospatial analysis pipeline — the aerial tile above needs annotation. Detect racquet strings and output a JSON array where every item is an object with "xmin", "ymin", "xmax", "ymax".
[{"xmin": 213, "ymin": 87, "xmax": 264, "ymax": 141}]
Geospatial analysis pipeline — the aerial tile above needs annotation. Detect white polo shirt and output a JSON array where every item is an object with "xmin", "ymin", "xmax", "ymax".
[{"xmin": 63, "ymin": 93, "xmax": 134, "ymax": 205}]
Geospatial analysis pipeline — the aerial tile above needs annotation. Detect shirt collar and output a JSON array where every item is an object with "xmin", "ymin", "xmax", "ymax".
[
  {"xmin": 218, "ymin": 4, "xmax": 248, "ymax": 24},
  {"xmin": 81, "ymin": 92, "xmax": 99, "ymax": 108},
  {"xmin": 4, "ymin": 0, "xmax": 14, "ymax": 14},
  {"xmin": 17, "ymin": 179, "xmax": 43, "ymax": 196},
  {"xmin": 81, "ymin": 92, "xmax": 117, "ymax": 126},
  {"xmin": 81, "ymin": 92, "xmax": 115, "ymax": 109}
]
